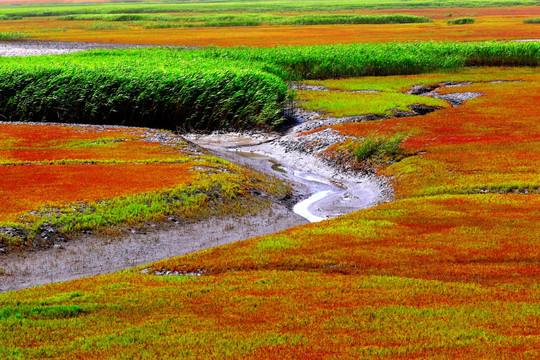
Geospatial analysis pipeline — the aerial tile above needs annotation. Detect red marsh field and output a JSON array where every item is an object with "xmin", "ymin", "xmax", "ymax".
[{"xmin": 0, "ymin": 0, "xmax": 538, "ymax": 359}]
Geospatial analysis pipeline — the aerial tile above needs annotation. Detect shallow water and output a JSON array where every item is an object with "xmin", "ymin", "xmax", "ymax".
[
  {"xmin": 293, "ymin": 190, "xmax": 335, "ymax": 222},
  {"xmin": 209, "ymin": 142, "xmax": 384, "ymax": 224}
]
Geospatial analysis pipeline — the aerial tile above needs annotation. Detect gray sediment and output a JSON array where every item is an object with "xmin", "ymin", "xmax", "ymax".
[
  {"xmin": 0, "ymin": 206, "xmax": 307, "ymax": 293},
  {"xmin": 0, "ymin": 40, "xmax": 154, "ymax": 57}
]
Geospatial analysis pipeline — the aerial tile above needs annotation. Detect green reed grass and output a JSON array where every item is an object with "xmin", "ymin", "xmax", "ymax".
[
  {"xmin": 447, "ymin": 17, "xmax": 476, "ymax": 25},
  {"xmin": 351, "ymin": 133, "xmax": 409, "ymax": 164},
  {"xmin": 0, "ymin": 48, "xmax": 289, "ymax": 130},
  {"xmin": 0, "ymin": 32, "xmax": 30, "ymax": 40},
  {"xmin": 0, "ymin": 41, "xmax": 538, "ymax": 130},
  {"xmin": 60, "ymin": 13, "xmax": 432, "ymax": 28},
  {"xmin": 200, "ymin": 41, "xmax": 540, "ymax": 80},
  {"xmin": 523, "ymin": 17, "xmax": 540, "ymax": 24}
]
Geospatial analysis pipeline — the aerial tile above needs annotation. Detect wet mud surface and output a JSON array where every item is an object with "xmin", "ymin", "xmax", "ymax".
[
  {"xmin": 0, "ymin": 40, "xmax": 152, "ymax": 57},
  {"xmin": 186, "ymin": 128, "xmax": 389, "ymax": 225},
  {"xmin": 0, "ymin": 205, "xmax": 307, "ymax": 292}
]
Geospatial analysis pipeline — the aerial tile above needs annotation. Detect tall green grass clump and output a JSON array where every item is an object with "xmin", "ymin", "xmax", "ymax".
[
  {"xmin": 0, "ymin": 305, "xmax": 85, "ymax": 320},
  {"xmin": 200, "ymin": 41, "xmax": 540, "ymax": 80},
  {"xmin": 0, "ymin": 32, "xmax": 30, "ymax": 40},
  {"xmin": 283, "ymin": 14, "xmax": 431, "ymax": 25},
  {"xmin": 447, "ymin": 17, "xmax": 475, "ymax": 25},
  {"xmin": 523, "ymin": 18, "xmax": 540, "ymax": 24},
  {"xmin": 0, "ymin": 14, "xmax": 22, "ymax": 21},
  {"xmin": 460, "ymin": 41, "xmax": 540, "ymax": 66},
  {"xmin": 0, "ymin": 48, "xmax": 289, "ymax": 131},
  {"xmin": 351, "ymin": 134, "xmax": 408, "ymax": 164},
  {"xmin": 60, "ymin": 13, "xmax": 431, "ymax": 27}
]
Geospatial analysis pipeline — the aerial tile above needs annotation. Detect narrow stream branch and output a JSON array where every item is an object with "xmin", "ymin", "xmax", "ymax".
[{"xmin": 186, "ymin": 132, "xmax": 388, "ymax": 224}]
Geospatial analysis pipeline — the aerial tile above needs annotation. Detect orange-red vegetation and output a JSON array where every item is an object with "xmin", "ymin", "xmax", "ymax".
[
  {"xmin": 1, "ymin": 11, "xmax": 538, "ymax": 46},
  {"xmin": 320, "ymin": 69, "xmax": 540, "ymax": 197},
  {"xmin": 152, "ymin": 194, "xmax": 540, "ymax": 287},
  {"xmin": 0, "ymin": 123, "xmax": 185, "ymax": 163},
  {"xmin": 0, "ymin": 122, "xmax": 142, "ymax": 145},
  {"xmin": 1, "ymin": 140, "xmax": 184, "ymax": 163},
  {"xmin": 0, "ymin": 193, "xmax": 537, "ymax": 358},
  {"xmin": 0, "ymin": 24, "xmax": 538, "ymax": 356},
  {"xmin": 0, "ymin": 123, "xmax": 195, "ymax": 222},
  {"xmin": 0, "ymin": 162, "xmax": 194, "ymax": 222}
]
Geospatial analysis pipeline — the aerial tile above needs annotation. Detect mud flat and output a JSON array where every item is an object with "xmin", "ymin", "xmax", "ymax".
[
  {"xmin": 0, "ymin": 40, "xmax": 153, "ymax": 57},
  {"xmin": 0, "ymin": 205, "xmax": 307, "ymax": 293},
  {"xmin": 186, "ymin": 129, "xmax": 390, "ymax": 225}
]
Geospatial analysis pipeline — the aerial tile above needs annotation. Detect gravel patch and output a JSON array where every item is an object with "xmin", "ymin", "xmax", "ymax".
[
  {"xmin": 433, "ymin": 92, "xmax": 483, "ymax": 107},
  {"xmin": 275, "ymin": 128, "xmax": 351, "ymax": 154}
]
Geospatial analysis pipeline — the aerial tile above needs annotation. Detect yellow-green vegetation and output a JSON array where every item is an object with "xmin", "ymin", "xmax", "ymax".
[
  {"xmin": 296, "ymin": 90, "xmax": 448, "ymax": 117},
  {"xmin": 322, "ymin": 68, "xmax": 540, "ymax": 197},
  {"xmin": 350, "ymin": 133, "xmax": 409, "ymax": 165},
  {"xmin": 303, "ymin": 67, "xmax": 537, "ymax": 92},
  {"xmin": 0, "ymin": 194, "xmax": 538, "ymax": 358},
  {"xmin": 0, "ymin": 32, "xmax": 29, "ymax": 40},
  {"xmin": 0, "ymin": 0, "xmax": 535, "ymax": 18},
  {"xmin": 59, "ymin": 13, "xmax": 432, "ymax": 28},
  {"xmin": 0, "ymin": 0, "xmax": 539, "ymax": 356}
]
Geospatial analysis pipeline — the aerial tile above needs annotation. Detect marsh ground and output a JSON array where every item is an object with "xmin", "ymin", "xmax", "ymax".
[{"xmin": 0, "ymin": 1, "xmax": 538, "ymax": 358}]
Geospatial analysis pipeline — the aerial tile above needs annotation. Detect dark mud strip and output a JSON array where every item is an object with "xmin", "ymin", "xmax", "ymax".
[{"xmin": 407, "ymin": 83, "xmax": 483, "ymax": 107}]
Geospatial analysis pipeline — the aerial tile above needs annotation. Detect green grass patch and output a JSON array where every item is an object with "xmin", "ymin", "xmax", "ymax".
[
  {"xmin": 523, "ymin": 17, "xmax": 540, "ymax": 24},
  {"xmin": 0, "ymin": 158, "xmax": 291, "ymax": 251},
  {"xmin": 0, "ymin": 48, "xmax": 289, "ymax": 131},
  {"xmin": 0, "ymin": 305, "xmax": 85, "ymax": 320},
  {"xmin": 350, "ymin": 133, "xmax": 409, "ymax": 164},
  {"xmin": 257, "ymin": 235, "xmax": 299, "ymax": 250},
  {"xmin": 199, "ymin": 41, "xmax": 540, "ymax": 80},
  {"xmin": 0, "ymin": 32, "xmax": 30, "ymax": 41},
  {"xmin": 61, "ymin": 13, "xmax": 432, "ymax": 28},
  {"xmin": 1, "ymin": 0, "xmax": 536, "ymax": 18},
  {"xmin": 84, "ymin": 22, "xmax": 131, "ymax": 31},
  {"xmin": 0, "ymin": 42, "xmax": 538, "ymax": 130},
  {"xmin": 447, "ymin": 17, "xmax": 476, "ymax": 25},
  {"xmin": 302, "ymin": 67, "xmax": 539, "ymax": 92},
  {"xmin": 0, "ymin": 15, "xmax": 22, "ymax": 21}
]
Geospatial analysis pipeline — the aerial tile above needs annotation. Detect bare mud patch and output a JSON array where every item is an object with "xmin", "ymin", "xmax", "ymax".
[
  {"xmin": 407, "ymin": 83, "xmax": 484, "ymax": 107},
  {"xmin": 0, "ymin": 40, "xmax": 153, "ymax": 57},
  {"xmin": 0, "ymin": 204, "xmax": 306, "ymax": 292},
  {"xmin": 292, "ymin": 82, "xmax": 381, "ymax": 93}
]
